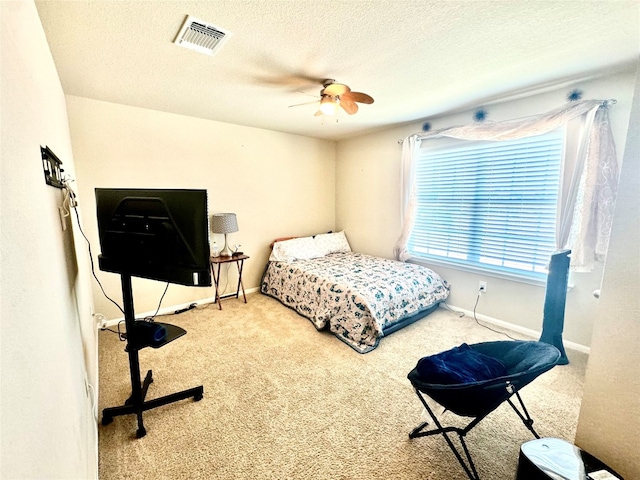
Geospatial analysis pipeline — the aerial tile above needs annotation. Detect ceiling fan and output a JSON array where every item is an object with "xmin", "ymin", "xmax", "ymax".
[{"xmin": 290, "ymin": 79, "xmax": 374, "ymax": 116}]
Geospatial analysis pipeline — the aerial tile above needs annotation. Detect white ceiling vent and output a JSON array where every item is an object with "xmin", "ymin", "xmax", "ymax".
[{"xmin": 173, "ymin": 15, "xmax": 231, "ymax": 56}]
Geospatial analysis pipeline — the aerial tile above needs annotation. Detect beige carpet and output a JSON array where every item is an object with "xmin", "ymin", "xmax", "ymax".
[{"xmin": 98, "ymin": 293, "xmax": 587, "ymax": 480}]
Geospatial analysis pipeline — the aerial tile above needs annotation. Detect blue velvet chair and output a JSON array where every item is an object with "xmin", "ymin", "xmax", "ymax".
[{"xmin": 407, "ymin": 340, "xmax": 561, "ymax": 480}]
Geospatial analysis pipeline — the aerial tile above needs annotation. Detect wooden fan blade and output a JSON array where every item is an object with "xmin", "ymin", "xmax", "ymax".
[
  {"xmin": 340, "ymin": 99, "xmax": 359, "ymax": 115},
  {"xmin": 252, "ymin": 68, "xmax": 326, "ymax": 90},
  {"xmin": 322, "ymin": 83, "xmax": 350, "ymax": 96},
  {"xmin": 341, "ymin": 91, "xmax": 374, "ymax": 104}
]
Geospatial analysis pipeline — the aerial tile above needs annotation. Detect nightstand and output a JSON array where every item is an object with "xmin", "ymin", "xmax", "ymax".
[{"xmin": 210, "ymin": 254, "xmax": 249, "ymax": 310}]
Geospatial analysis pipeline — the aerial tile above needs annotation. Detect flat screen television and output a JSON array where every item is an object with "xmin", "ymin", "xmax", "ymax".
[{"xmin": 95, "ymin": 188, "xmax": 212, "ymax": 287}]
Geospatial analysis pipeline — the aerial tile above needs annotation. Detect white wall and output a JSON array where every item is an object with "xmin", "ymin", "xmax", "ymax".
[
  {"xmin": 336, "ymin": 67, "xmax": 637, "ymax": 349},
  {"xmin": 66, "ymin": 97, "xmax": 336, "ymax": 319},
  {"xmin": 1, "ymin": 1, "xmax": 97, "ymax": 478},
  {"xmin": 574, "ymin": 63, "xmax": 640, "ymax": 479}
]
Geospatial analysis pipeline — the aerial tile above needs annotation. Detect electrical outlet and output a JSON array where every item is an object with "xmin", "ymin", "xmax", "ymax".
[
  {"xmin": 93, "ymin": 312, "xmax": 108, "ymax": 330},
  {"xmin": 479, "ymin": 281, "xmax": 487, "ymax": 293}
]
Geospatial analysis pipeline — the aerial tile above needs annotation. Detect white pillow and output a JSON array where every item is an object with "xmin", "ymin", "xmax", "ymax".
[
  {"xmin": 314, "ymin": 231, "xmax": 351, "ymax": 256},
  {"xmin": 269, "ymin": 236, "xmax": 322, "ymax": 262}
]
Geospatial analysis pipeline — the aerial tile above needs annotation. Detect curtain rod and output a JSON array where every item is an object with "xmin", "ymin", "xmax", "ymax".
[{"xmin": 397, "ymin": 98, "xmax": 617, "ymax": 144}]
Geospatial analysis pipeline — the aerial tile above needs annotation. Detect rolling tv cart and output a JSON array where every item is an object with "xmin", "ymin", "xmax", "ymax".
[{"xmin": 101, "ymin": 273, "xmax": 203, "ymax": 438}]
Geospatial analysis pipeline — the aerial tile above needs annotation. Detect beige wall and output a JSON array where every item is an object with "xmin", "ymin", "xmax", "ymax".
[
  {"xmin": 66, "ymin": 96, "xmax": 336, "ymax": 318},
  {"xmin": 336, "ymin": 68, "xmax": 637, "ymax": 349},
  {"xmin": 7, "ymin": 4, "xmax": 635, "ymax": 477},
  {"xmin": 575, "ymin": 64, "xmax": 640, "ymax": 479},
  {"xmin": 1, "ymin": 1, "xmax": 97, "ymax": 478}
]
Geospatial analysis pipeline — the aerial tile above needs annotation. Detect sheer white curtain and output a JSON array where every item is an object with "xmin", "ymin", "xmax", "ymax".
[
  {"xmin": 394, "ymin": 134, "xmax": 420, "ymax": 261},
  {"xmin": 394, "ymin": 99, "xmax": 618, "ymax": 271}
]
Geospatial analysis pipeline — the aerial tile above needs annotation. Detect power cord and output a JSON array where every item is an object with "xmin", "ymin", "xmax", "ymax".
[
  {"xmin": 220, "ymin": 263, "xmax": 231, "ymax": 297},
  {"xmin": 473, "ymin": 289, "xmax": 517, "ymax": 340},
  {"xmin": 100, "ymin": 320, "xmax": 127, "ymax": 341},
  {"xmin": 64, "ymin": 177, "xmax": 198, "ymax": 335},
  {"xmin": 441, "ymin": 301, "xmax": 465, "ymax": 318},
  {"xmin": 64, "ymin": 177, "xmax": 125, "ymax": 315},
  {"xmin": 62, "ymin": 178, "xmax": 104, "ymax": 424},
  {"xmin": 140, "ymin": 281, "xmax": 170, "ymax": 322},
  {"xmin": 85, "ymin": 379, "xmax": 98, "ymax": 422}
]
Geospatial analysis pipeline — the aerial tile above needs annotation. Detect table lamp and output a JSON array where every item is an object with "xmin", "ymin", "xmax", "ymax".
[{"xmin": 211, "ymin": 213, "xmax": 238, "ymax": 257}]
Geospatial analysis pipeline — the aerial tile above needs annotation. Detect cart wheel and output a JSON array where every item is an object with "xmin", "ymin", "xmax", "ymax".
[
  {"xmin": 194, "ymin": 393, "xmax": 203, "ymax": 401},
  {"xmin": 102, "ymin": 415, "xmax": 113, "ymax": 426},
  {"xmin": 136, "ymin": 426, "xmax": 146, "ymax": 438}
]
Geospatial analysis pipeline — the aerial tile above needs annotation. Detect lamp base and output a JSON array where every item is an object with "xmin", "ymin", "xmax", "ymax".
[{"xmin": 220, "ymin": 236, "xmax": 232, "ymax": 257}]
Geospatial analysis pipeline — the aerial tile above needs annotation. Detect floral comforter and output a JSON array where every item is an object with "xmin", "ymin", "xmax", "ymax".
[{"xmin": 260, "ymin": 252, "xmax": 450, "ymax": 353}]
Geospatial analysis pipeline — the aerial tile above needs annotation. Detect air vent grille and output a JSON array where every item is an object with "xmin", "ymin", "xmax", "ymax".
[{"xmin": 174, "ymin": 15, "xmax": 231, "ymax": 56}]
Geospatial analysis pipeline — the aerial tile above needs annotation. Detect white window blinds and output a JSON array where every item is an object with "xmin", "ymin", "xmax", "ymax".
[{"xmin": 408, "ymin": 129, "xmax": 565, "ymax": 280}]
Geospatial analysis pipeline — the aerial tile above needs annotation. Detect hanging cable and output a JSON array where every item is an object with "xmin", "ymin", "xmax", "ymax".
[
  {"xmin": 472, "ymin": 291, "xmax": 517, "ymax": 340},
  {"xmin": 142, "ymin": 282, "xmax": 170, "ymax": 322},
  {"xmin": 62, "ymin": 176, "xmax": 125, "ymax": 315}
]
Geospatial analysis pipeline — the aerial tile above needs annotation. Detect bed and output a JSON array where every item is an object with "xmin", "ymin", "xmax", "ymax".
[{"xmin": 260, "ymin": 232, "xmax": 450, "ymax": 353}]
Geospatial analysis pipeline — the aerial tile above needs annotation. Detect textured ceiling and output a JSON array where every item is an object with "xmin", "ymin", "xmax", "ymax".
[{"xmin": 35, "ymin": 1, "xmax": 640, "ymax": 141}]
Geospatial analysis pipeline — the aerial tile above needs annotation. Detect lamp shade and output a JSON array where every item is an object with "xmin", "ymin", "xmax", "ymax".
[{"xmin": 211, "ymin": 213, "xmax": 238, "ymax": 234}]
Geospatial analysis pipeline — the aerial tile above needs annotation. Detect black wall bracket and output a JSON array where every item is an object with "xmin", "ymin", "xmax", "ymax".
[{"xmin": 41, "ymin": 145, "xmax": 64, "ymax": 188}]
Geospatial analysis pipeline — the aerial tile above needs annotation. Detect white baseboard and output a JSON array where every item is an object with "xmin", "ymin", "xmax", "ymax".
[
  {"xmin": 101, "ymin": 287, "xmax": 260, "ymax": 328},
  {"xmin": 99, "ymin": 292, "xmax": 590, "ymax": 355},
  {"xmin": 441, "ymin": 303, "xmax": 590, "ymax": 355}
]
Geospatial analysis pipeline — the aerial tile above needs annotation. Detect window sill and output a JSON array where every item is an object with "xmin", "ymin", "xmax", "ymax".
[{"xmin": 407, "ymin": 256, "xmax": 548, "ymax": 288}]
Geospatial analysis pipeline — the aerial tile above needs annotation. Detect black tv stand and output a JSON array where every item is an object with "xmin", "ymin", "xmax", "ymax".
[{"xmin": 101, "ymin": 273, "xmax": 203, "ymax": 438}]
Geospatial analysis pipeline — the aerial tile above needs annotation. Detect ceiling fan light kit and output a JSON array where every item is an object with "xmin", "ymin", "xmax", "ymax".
[
  {"xmin": 319, "ymin": 95, "xmax": 339, "ymax": 116},
  {"xmin": 290, "ymin": 79, "xmax": 374, "ymax": 119}
]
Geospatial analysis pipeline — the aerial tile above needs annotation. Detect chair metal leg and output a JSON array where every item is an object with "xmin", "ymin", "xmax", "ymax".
[
  {"xmin": 409, "ymin": 385, "xmax": 543, "ymax": 480},
  {"xmin": 409, "ymin": 389, "xmax": 481, "ymax": 480},
  {"xmin": 506, "ymin": 390, "xmax": 540, "ymax": 439}
]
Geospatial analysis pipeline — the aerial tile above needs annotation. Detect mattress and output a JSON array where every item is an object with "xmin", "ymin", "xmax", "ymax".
[{"xmin": 261, "ymin": 251, "xmax": 450, "ymax": 353}]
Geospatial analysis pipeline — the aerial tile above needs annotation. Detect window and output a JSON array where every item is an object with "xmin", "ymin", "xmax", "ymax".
[{"xmin": 408, "ymin": 129, "xmax": 565, "ymax": 281}]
